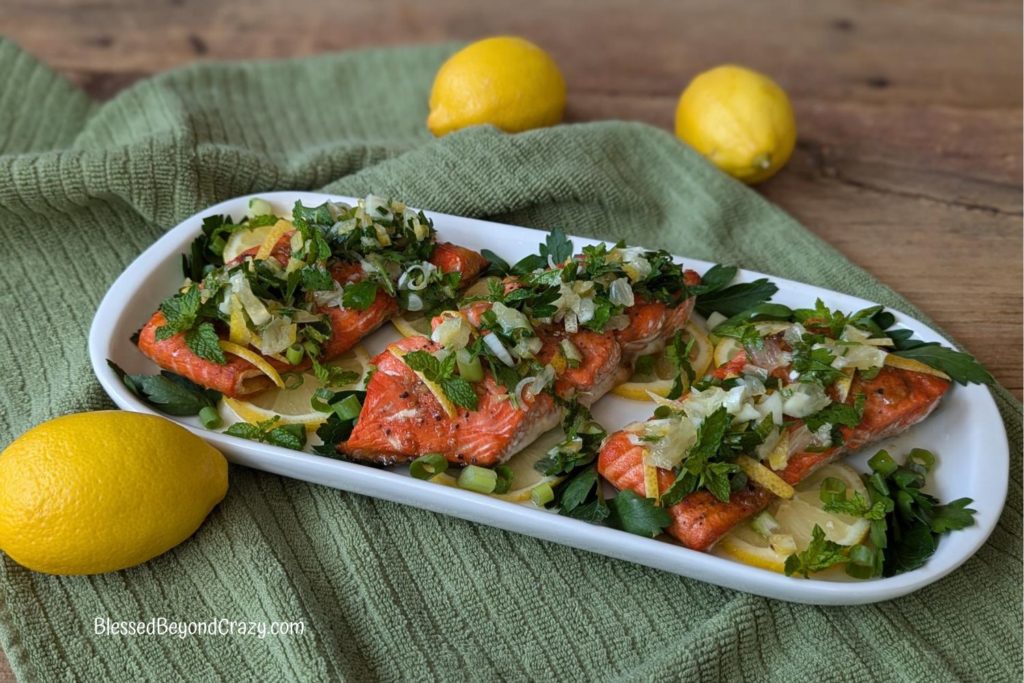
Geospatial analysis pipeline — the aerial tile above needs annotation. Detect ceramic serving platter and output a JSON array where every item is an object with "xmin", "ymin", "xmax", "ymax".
[{"xmin": 89, "ymin": 192, "xmax": 1009, "ymax": 605}]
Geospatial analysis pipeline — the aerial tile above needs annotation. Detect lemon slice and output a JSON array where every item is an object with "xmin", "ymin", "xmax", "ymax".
[
  {"xmin": 714, "ymin": 463, "xmax": 871, "ymax": 573},
  {"xmin": 883, "ymin": 354, "xmax": 951, "ymax": 381},
  {"xmin": 612, "ymin": 320, "xmax": 713, "ymax": 400},
  {"xmin": 392, "ymin": 313, "xmax": 433, "ymax": 338},
  {"xmin": 419, "ymin": 428, "xmax": 566, "ymax": 503},
  {"xmin": 222, "ymin": 224, "xmax": 278, "ymax": 263},
  {"xmin": 391, "ymin": 276, "xmax": 501, "ymax": 338},
  {"xmin": 389, "ymin": 347, "xmax": 456, "ymax": 418},
  {"xmin": 712, "ymin": 336, "xmax": 743, "ymax": 369},
  {"xmin": 492, "ymin": 428, "xmax": 566, "ymax": 502},
  {"xmin": 222, "ymin": 346, "xmax": 371, "ymax": 429}
]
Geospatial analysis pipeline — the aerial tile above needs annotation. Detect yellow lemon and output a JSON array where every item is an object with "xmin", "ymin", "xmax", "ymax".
[
  {"xmin": 675, "ymin": 64, "xmax": 796, "ymax": 184},
  {"xmin": 428, "ymin": 36, "xmax": 567, "ymax": 136},
  {"xmin": 0, "ymin": 411, "xmax": 228, "ymax": 575}
]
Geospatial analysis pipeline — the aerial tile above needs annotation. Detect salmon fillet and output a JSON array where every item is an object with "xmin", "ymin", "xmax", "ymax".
[
  {"xmin": 340, "ymin": 268, "xmax": 701, "ymax": 466},
  {"xmin": 136, "ymin": 237, "xmax": 486, "ymax": 397},
  {"xmin": 340, "ymin": 336, "xmax": 561, "ymax": 467},
  {"xmin": 597, "ymin": 365, "xmax": 951, "ymax": 551}
]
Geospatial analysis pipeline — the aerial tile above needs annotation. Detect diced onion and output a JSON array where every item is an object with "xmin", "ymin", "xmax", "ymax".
[
  {"xmin": 492, "ymin": 302, "xmax": 534, "ymax": 335},
  {"xmin": 608, "ymin": 278, "xmax": 635, "ymax": 307},
  {"xmin": 258, "ymin": 318, "xmax": 296, "ymax": 355},
  {"xmin": 706, "ymin": 312, "xmax": 728, "ymax": 331},
  {"xmin": 781, "ymin": 382, "xmax": 831, "ymax": 418},
  {"xmin": 405, "ymin": 293, "xmax": 424, "ymax": 312},
  {"xmin": 431, "ymin": 313, "xmax": 471, "ymax": 349},
  {"xmin": 229, "ymin": 272, "xmax": 271, "ymax": 326},
  {"xmin": 484, "ymin": 333, "xmax": 515, "ymax": 367},
  {"xmin": 642, "ymin": 416, "xmax": 698, "ymax": 470}
]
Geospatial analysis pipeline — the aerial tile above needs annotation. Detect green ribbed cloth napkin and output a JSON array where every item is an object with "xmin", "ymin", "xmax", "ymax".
[{"xmin": 0, "ymin": 38, "xmax": 1020, "ymax": 682}]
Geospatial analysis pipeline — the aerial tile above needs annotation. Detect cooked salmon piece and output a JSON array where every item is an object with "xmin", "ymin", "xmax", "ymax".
[
  {"xmin": 340, "ymin": 336, "xmax": 561, "ymax": 467},
  {"xmin": 597, "ymin": 365, "xmax": 951, "ymax": 551},
  {"xmin": 136, "ymin": 237, "xmax": 486, "ymax": 397},
  {"xmin": 340, "ymin": 267, "xmax": 701, "ymax": 466}
]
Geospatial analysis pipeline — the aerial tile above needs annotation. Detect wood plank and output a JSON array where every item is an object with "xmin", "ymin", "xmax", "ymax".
[{"xmin": 1, "ymin": 0, "xmax": 1019, "ymax": 399}]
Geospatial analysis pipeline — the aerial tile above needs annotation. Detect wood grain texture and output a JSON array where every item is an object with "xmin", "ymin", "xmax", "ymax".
[
  {"xmin": 0, "ymin": 1, "xmax": 1018, "ymax": 678},
  {"xmin": 1, "ymin": 0, "xmax": 1019, "ymax": 403}
]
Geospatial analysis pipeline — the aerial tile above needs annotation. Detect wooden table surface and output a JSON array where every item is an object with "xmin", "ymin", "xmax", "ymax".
[{"xmin": 0, "ymin": 0, "xmax": 1020, "ymax": 677}]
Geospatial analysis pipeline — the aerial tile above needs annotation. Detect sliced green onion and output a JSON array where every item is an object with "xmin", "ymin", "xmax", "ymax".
[
  {"xmin": 333, "ymin": 394, "xmax": 362, "ymax": 421},
  {"xmin": 456, "ymin": 348, "xmax": 484, "ymax": 382},
  {"xmin": 282, "ymin": 372, "xmax": 304, "ymax": 390},
  {"xmin": 199, "ymin": 406, "xmax": 221, "ymax": 429},
  {"xmin": 531, "ymin": 482, "xmax": 554, "ymax": 507},
  {"xmin": 286, "ymin": 344, "xmax": 304, "ymax": 366},
  {"xmin": 634, "ymin": 354, "xmax": 656, "ymax": 378},
  {"xmin": 844, "ymin": 544, "xmax": 878, "ymax": 579},
  {"xmin": 818, "ymin": 477, "xmax": 847, "ymax": 505},
  {"xmin": 868, "ymin": 449, "xmax": 898, "ymax": 477},
  {"xmin": 907, "ymin": 448, "xmax": 935, "ymax": 473},
  {"xmin": 493, "ymin": 465, "xmax": 514, "ymax": 494},
  {"xmin": 247, "ymin": 197, "xmax": 273, "ymax": 219},
  {"xmin": 310, "ymin": 388, "xmax": 335, "ymax": 413},
  {"xmin": 750, "ymin": 510, "xmax": 780, "ymax": 538},
  {"xmin": 457, "ymin": 465, "xmax": 497, "ymax": 494},
  {"xmin": 410, "ymin": 454, "xmax": 448, "ymax": 480}
]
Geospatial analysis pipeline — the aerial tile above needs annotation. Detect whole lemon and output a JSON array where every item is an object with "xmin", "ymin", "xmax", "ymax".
[
  {"xmin": 675, "ymin": 64, "xmax": 796, "ymax": 184},
  {"xmin": 428, "ymin": 36, "xmax": 567, "ymax": 136},
  {"xmin": 0, "ymin": 411, "xmax": 228, "ymax": 575}
]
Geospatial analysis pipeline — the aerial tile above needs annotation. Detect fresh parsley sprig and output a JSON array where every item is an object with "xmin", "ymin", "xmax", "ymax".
[
  {"xmin": 785, "ymin": 447, "xmax": 977, "ymax": 579},
  {"xmin": 108, "ymin": 361, "xmax": 221, "ymax": 428},
  {"xmin": 692, "ymin": 264, "xmax": 779, "ymax": 318}
]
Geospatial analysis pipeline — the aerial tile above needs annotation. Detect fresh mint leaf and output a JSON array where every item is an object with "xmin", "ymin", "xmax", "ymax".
[
  {"xmin": 184, "ymin": 322, "xmax": 226, "ymax": 364},
  {"xmin": 804, "ymin": 395, "xmax": 866, "ymax": 432},
  {"xmin": 610, "ymin": 490, "xmax": 671, "ymax": 537},
  {"xmin": 403, "ymin": 350, "xmax": 442, "ymax": 379},
  {"xmin": 225, "ymin": 422, "xmax": 264, "ymax": 441},
  {"xmin": 784, "ymin": 525, "xmax": 850, "ymax": 578},
  {"xmin": 156, "ymin": 285, "xmax": 202, "ymax": 339},
  {"xmin": 342, "ymin": 280, "xmax": 379, "ymax": 311},
  {"xmin": 267, "ymin": 424, "xmax": 307, "ymax": 450},
  {"xmin": 300, "ymin": 265, "xmax": 335, "ymax": 292},
  {"xmin": 310, "ymin": 357, "xmax": 360, "ymax": 388},
  {"xmin": 226, "ymin": 415, "xmax": 306, "ymax": 451},
  {"xmin": 440, "ymin": 377, "xmax": 479, "ymax": 410}
]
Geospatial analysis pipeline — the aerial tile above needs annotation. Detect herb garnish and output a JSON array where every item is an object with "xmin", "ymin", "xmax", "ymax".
[
  {"xmin": 225, "ymin": 416, "xmax": 307, "ymax": 451},
  {"xmin": 784, "ymin": 447, "xmax": 976, "ymax": 579},
  {"xmin": 402, "ymin": 350, "xmax": 479, "ymax": 410},
  {"xmin": 692, "ymin": 264, "xmax": 779, "ymax": 318},
  {"xmin": 108, "ymin": 361, "xmax": 221, "ymax": 427}
]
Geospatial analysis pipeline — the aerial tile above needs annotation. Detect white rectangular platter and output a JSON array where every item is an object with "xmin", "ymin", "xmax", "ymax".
[{"xmin": 89, "ymin": 192, "xmax": 1009, "ymax": 605}]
